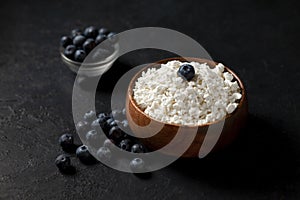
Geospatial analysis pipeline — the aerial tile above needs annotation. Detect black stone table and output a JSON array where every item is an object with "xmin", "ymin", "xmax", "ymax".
[{"xmin": 1, "ymin": 0, "xmax": 300, "ymax": 199}]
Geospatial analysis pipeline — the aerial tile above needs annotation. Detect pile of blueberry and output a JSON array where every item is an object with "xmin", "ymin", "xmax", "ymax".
[
  {"xmin": 55, "ymin": 109, "xmax": 147, "ymax": 175},
  {"xmin": 60, "ymin": 26, "xmax": 117, "ymax": 62}
]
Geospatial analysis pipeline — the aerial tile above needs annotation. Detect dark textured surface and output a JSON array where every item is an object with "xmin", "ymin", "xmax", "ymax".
[{"xmin": 1, "ymin": 0, "xmax": 300, "ymax": 199}]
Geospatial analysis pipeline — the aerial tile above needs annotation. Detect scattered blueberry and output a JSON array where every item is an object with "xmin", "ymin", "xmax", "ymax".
[
  {"xmin": 121, "ymin": 120, "xmax": 129, "ymax": 128},
  {"xmin": 84, "ymin": 26, "xmax": 98, "ymax": 38},
  {"xmin": 131, "ymin": 143, "xmax": 145, "ymax": 153},
  {"xmin": 59, "ymin": 133, "xmax": 77, "ymax": 153},
  {"xmin": 90, "ymin": 118, "xmax": 101, "ymax": 129},
  {"xmin": 103, "ymin": 139, "xmax": 115, "ymax": 149},
  {"xmin": 71, "ymin": 28, "xmax": 82, "ymax": 38},
  {"xmin": 55, "ymin": 154, "xmax": 75, "ymax": 174},
  {"xmin": 73, "ymin": 35, "xmax": 86, "ymax": 47},
  {"xmin": 76, "ymin": 120, "xmax": 89, "ymax": 133},
  {"xmin": 60, "ymin": 36, "xmax": 72, "ymax": 48},
  {"xmin": 111, "ymin": 109, "xmax": 122, "ymax": 119},
  {"xmin": 85, "ymin": 130, "xmax": 99, "ymax": 142},
  {"xmin": 76, "ymin": 145, "xmax": 98, "ymax": 165},
  {"xmin": 83, "ymin": 110, "xmax": 96, "ymax": 122},
  {"xmin": 98, "ymin": 27, "xmax": 110, "ymax": 35},
  {"xmin": 98, "ymin": 113, "xmax": 110, "ymax": 128},
  {"xmin": 103, "ymin": 117, "xmax": 115, "ymax": 132},
  {"xmin": 119, "ymin": 139, "xmax": 132, "ymax": 151},
  {"xmin": 129, "ymin": 158, "xmax": 145, "ymax": 173},
  {"xmin": 64, "ymin": 45, "xmax": 76, "ymax": 59},
  {"xmin": 96, "ymin": 147, "xmax": 111, "ymax": 162},
  {"xmin": 177, "ymin": 64, "xmax": 195, "ymax": 81},
  {"xmin": 83, "ymin": 38, "xmax": 96, "ymax": 53},
  {"xmin": 108, "ymin": 126, "xmax": 124, "ymax": 142},
  {"xmin": 109, "ymin": 119, "xmax": 119, "ymax": 128}
]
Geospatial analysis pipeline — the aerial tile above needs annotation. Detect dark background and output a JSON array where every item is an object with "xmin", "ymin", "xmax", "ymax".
[{"xmin": 1, "ymin": 0, "xmax": 300, "ymax": 199}]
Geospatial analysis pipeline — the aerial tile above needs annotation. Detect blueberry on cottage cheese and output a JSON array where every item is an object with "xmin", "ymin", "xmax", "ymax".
[
  {"xmin": 177, "ymin": 64, "xmax": 195, "ymax": 81},
  {"xmin": 133, "ymin": 61, "xmax": 242, "ymax": 126}
]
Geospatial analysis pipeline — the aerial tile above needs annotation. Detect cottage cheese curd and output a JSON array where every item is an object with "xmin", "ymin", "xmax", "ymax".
[{"xmin": 133, "ymin": 60, "xmax": 242, "ymax": 126}]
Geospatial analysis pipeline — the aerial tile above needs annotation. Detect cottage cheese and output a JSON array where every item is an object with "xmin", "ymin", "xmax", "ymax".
[{"xmin": 133, "ymin": 60, "xmax": 242, "ymax": 126}]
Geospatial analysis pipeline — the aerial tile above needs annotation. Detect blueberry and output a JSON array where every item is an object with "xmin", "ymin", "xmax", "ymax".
[
  {"xmin": 107, "ymin": 32, "xmax": 118, "ymax": 43},
  {"xmin": 131, "ymin": 143, "xmax": 145, "ymax": 153},
  {"xmin": 90, "ymin": 118, "xmax": 101, "ymax": 130},
  {"xmin": 96, "ymin": 147, "xmax": 111, "ymax": 162},
  {"xmin": 73, "ymin": 35, "xmax": 86, "ymax": 47},
  {"xmin": 95, "ymin": 34, "xmax": 107, "ymax": 45},
  {"xmin": 74, "ymin": 50, "xmax": 86, "ymax": 62},
  {"xmin": 76, "ymin": 120, "xmax": 89, "ymax": 134},
  {"xmin": 103, "ymin": 117, "xmax": 115, "ymax": 133},
  {"xmin": 108, "ymin": 126, "xmax": 124, "ymax": 142},
  {"xmin": 122, "ymin": 108, "xmax": 126, "ymax": 115},
  {"xmin": 98, "ymin": 112, "xmax": 109, "ymax": 120},
  {"xmin": 84, "ymin": 26, "xmax": 98, "ymax": 38},
  {"xmin": 111, "ymin": 109, "xmax": 122, "ymax": 120},
  {"xmin": 83, "ymin": 38, "xmax": 96, "ymax": 53},
  {"xmin": 55, "ymin": 154, "xmax": 75, "ymax": 174},
  {"xmin": 76, "ymin": 145, "xmax": 98, "ymax": 165},
  {"xmin": 119, "ymin": 139, "xmax": 132, "ymax": 151},
  {"xmin": 83, "ymin": 110, "xmax": 96, "ymax": 122},
  {"xmin": 98, "ymin": 27, "xmax": 110, "ymax": 35},
  {"xmin": 71, "ymin": 28, "xmax": 82, "ymax": 38},
  {"xmin": 98, "ymin": 113, "xmax": 110, "ymax": 128},
  {"xmin": 109, "ymin": 119, "xmax": 119, "ymax": 127},
  {"xmin": 121, "ymin": 120, "xmax": 129, "ymax": 128},
  {"xmin": 85, "ymin": 130, "xmax": 99, "ymax": 142},
  {"xmin": 60, "ymin": 36, "xmax": 72, "ymax": 48},
  {"xmin": 58, "ymin": 133, "xmax": 77, "ymax": 153},
  {"xmin": 129, "ymin": 158, "xmax": 145, "ymax": 173},
  {"xmin": 64, "ymin": 45, "xmax": 76, "ymax": 59},
  {"xmin": 177, "ymin": 64, "xmax": 195, "ymax": 81},
  {"xmin": 103, "ymin": 139, "xmax": 115, "ymax": 149}
]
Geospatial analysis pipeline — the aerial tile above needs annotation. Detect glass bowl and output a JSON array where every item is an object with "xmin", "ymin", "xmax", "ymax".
[{"xmin": 60, "ymin": 43, "xmax": 119, "ymax": 77}]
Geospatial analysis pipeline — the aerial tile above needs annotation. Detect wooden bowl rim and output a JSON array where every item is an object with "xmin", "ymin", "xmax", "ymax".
[{"xmin": 127, "ymin": 57, "xmax": 247, "ymax": 128}]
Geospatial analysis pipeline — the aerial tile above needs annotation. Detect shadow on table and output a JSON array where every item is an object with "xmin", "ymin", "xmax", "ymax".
[{"xmin": 170, "ymin": 114, "xmax": 298, "ymax": 190}]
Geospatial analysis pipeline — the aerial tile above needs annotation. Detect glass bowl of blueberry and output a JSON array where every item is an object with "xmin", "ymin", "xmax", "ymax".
[{"xmin": 60, "ymin": 26, "xmax": 119, "ymax": 77}]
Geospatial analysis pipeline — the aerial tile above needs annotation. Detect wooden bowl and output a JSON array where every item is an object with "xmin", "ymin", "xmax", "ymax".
[{"xmin": 126, "ymin": 57, "xmax": 248, "ymax": 158}]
